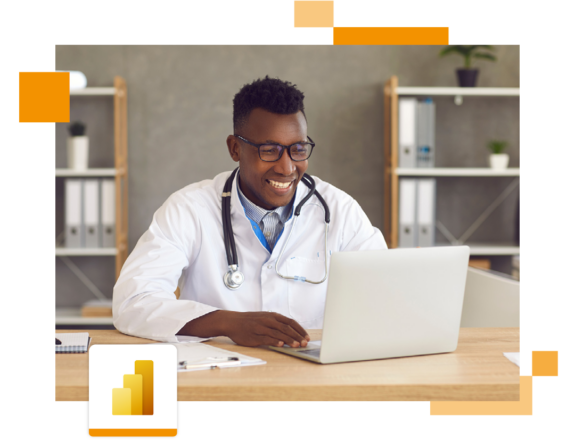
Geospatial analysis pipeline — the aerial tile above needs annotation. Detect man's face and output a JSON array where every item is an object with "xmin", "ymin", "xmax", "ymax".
[{"xmin": 227, "ymin": 108, "xmax": 308, "ymax": 210}]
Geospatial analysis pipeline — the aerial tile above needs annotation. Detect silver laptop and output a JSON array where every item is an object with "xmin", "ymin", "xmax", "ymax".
[{"xmin": 269, "ymin": 246, "xmax": 470, "ymax": 364}]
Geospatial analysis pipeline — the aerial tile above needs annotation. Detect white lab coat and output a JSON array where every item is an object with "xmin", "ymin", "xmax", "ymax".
[{"xmin": 113, "ymin": 170, "xmax": 387, "ymax": 342}]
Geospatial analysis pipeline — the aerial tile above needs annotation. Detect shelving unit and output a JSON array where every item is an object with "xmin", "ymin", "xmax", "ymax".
[
  {"xmin": 56, "ymin": 168, "xmax": 117, "ymax": 177},
  {"xmin": 441, "ymin": 242, "xmax": 575, "ymax": 255},
  {"xmin": 395, "ymin": 168, "xmax": 519, "ymax": 177},
  {"xmin": 56, "ymin": 248, "xmax": 118, "ymax": 256},
  {"xmin": 56, "ymin": 308, "xmax": 113, "ymax": 326},
  {"xmin": 56, "ymin": 76, "xmax": 128, "ymax": 327},
  {"xmin": 383, "ymin": 76, "xmax": 520, "ymax": 256},
  {"xmin": 395, "ymin": 87, "xmax": 519, "ymax": 96}
]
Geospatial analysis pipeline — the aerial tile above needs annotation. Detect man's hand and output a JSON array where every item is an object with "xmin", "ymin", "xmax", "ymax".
[
  {"xmin": 221, "ymin": 311, "xmax": 310, "ymax": 347},
  {"xmin": 177, "ymin": 310, "xmax": 310, "ymax": 348}
]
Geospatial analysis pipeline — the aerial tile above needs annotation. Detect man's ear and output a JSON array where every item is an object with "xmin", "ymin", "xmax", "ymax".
[{"xmin": 226, "ymin": 135, "xmax": 241, "ymax": 162}]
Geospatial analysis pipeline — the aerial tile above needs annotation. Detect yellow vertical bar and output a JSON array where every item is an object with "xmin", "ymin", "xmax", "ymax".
[
  {"xmin": 135, "ymin": 361, "xmax": 154, "ymax": 415},
  {"xmin": 123, "ymin": 374, "xmax": 143, "ymax": 415},
  {"xmin": 112, "ymin": 388, "xmax": 132, "ymax": 415}
]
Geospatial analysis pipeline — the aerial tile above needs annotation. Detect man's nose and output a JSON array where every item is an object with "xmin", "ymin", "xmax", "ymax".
[{"xmin": 273, "ymin": 147, "xmax": 296, "ymax": 175}]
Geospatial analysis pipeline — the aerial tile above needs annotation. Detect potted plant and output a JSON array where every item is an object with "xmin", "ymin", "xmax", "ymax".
[
  {"xmin": 438, "ymin": 45, "xmax": 497, "ymax": 87},
  {"xmin": 487, "ymin": 140, "xmax": 509, "ymax": 170}
]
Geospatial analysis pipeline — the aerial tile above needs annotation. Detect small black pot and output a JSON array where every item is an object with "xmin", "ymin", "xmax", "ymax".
[{"xmin": 456, "ymin": 69, "xmax": 479, "ymax": 87}]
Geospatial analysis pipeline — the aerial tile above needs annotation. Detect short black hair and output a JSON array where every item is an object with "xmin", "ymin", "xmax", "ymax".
[{"xmin": 233, "ymin": 76, "xmax": 306, "ymax": 133}]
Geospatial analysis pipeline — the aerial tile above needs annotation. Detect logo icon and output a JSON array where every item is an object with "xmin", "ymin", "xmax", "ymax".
[
  {"xmin": 112, "ymin": 360, "xmax": 154, "ymax": 416},
  {"xmin": 89, "ymin": 345, "xmax": 176, "ymax": 437}
]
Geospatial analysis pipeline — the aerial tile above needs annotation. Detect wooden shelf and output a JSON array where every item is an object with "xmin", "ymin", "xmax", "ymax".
[
  {"xmin": 56, "ymin": 248, "xmax": 118, "ymax": 256},
  {"xmin": 436, "ymin": 242, "xmax": 575, "ymax": 255},
  {"xmin": 395, "ymin": 87, "xmax": 519, "ymax": 97},
  {"xmin": 395, "ymin": 168, "xmax": 520, "ymax": 177},
  {"xmin": 56, "ymin": 168, "xmax": 117, "ymax": 177},
  {"xmin": 70, "ymin": 87, "xmax": 116, "ymax": 96},
  {"xmin": 383, "ymin": 76, "xmax": 520, "ymax": 250},
  {"xmin": 56, "ymin": 308, "xmax": 113, "ymax": 325}
]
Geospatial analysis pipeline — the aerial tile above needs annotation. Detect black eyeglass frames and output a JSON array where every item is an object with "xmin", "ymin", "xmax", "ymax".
[{"xmin": 235, "ymin": 135, "xmax": 315, "ymax": 162}]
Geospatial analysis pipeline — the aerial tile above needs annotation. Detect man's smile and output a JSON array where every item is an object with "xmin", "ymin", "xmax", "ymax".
[{"xmin": 266, "ymin": 178, "xmax": 295, "ymax": 195}]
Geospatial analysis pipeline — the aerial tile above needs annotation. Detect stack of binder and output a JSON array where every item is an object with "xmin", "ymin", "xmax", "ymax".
[
  {"xmin": 512, "ymin": 255, "xmax": 575, "ymax": 281},
  {"xmin": 399, "ymin": 97, "xmax": 436, "ymax": 168},
  {"xmin": 65, "ymin": 178, "xmax": 116, "ymax": 248},
  {"xmin": 398, "ymin": 178, "xmax": 436, "ymax": 248}
]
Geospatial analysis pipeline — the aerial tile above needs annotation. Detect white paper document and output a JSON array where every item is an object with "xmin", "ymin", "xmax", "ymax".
[
  {"xmin": 503, "ymin": 351, "xmax": 531, "ymax": 367},
  {"xmin": 172, "ymin": 342, "xmax": 266, "ymax": 372}
]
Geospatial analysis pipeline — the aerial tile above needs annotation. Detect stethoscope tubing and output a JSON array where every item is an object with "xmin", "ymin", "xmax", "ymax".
[{"xmin": 222, "ymin": 167, "xmax": 330, "ymax": 289}]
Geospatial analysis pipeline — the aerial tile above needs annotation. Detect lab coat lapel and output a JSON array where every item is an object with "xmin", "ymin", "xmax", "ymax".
[{"xmin": 229, "ymin": 171, "xmax": 270, "ymax": 261}]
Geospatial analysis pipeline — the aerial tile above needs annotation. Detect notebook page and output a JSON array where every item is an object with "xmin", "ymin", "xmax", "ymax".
[{"xmin": 56, "ymin": 333, "xmax": 91, "ymax": 353}]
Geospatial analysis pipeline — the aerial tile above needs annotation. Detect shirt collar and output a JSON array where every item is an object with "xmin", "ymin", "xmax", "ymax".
[{"xmin": 236, "ymin": 175, "xmax": 295, "ymax": 225}]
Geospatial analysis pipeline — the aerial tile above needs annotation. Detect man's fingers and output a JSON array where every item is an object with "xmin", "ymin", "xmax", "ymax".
[
  {"xmin": 259, "ymin": 336, "xmax": 284, "ymax": 347},
  {"xmin": 271, "ymin": 314, "xmax": 309, "ymax": 341},
  {"xmin": 265, "ymin": 320, "xmax": 306, "ymax": 347},
  {"xmin": 264, "ymin": 328, "xmax": 300, "ymax": 348}
]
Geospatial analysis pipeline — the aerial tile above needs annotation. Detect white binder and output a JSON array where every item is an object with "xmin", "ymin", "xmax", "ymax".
[
  {"xmin": 83, "ymin": 179, "xmax": 100, "ymax": 248},
  {"xmin": 65, "ymin": 179, "xmax": 83, "ymax": 248},
  {"xmin": 417, "ymin": 99, "xmax": 435, "ymax": 167},
  {"xmin": 417, "ymin": 179, "xmax": 436, "ymax": 247},
  {"xmin": 398, "ymin": 98, "xmax": 417, "ymax": 168},
  {"xmin": 399, "ymin": 178, "xmax": 417, "ymax": 248},
  {"xmin": 101, "ymin": 179, "xmax": 116, "ymax": 248}
]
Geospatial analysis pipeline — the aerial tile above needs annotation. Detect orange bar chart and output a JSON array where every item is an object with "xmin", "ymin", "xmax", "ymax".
[{"xmin": 135, "ymin": 361, "xmax": 154, "ymax": 415}]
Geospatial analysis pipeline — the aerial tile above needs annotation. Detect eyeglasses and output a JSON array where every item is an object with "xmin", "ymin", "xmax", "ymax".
[{"xmin": 235, "ymin": 135, "xmax": 315, "ymax": 162}]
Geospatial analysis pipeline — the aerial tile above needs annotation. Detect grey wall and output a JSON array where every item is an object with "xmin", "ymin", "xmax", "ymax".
[{"xmin": 55, "ymin": 45, "xmax": 519, "ymax": 306}]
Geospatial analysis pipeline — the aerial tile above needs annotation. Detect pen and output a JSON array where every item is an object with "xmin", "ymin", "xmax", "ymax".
[{"xmin": 179, "ymin": 357, "xmax": 241, "ymax": 370}]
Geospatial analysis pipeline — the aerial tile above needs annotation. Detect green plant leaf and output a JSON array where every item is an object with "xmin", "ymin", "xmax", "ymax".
[
  {"xmin": 487, "ymin": 140, "xmax": 509, "ymax": 154},
  {"xmin": 439, "ymin": 46, "xmax": 464, "ymax": 57},
  {"xmin": 471, "ymin": 45, "xmax": 495, "ymax": 51},
  {"xmin": 473, "ymin": 53, "xmax": 497, "ymax": 61}
]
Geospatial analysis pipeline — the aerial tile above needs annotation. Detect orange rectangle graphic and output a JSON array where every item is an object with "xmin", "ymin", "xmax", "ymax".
[
  {"xmin": 334, "ymin": 27, "xmax": 449, "ymax": 45},
  {"xmin": 294, "ymin": 1, "xmax": 334, "ymax": 27}
]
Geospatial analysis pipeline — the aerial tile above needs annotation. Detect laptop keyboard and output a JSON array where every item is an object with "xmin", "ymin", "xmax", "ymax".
[{"xmin": 299, "ymin": 348, "xmax": 321, "ymax": 358}]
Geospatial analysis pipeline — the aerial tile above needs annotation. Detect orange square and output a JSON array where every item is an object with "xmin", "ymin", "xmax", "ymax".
[
  {"xmin": 294, "ymin": 1, "xmax": 333, "ymax": 28},
  {"xmin": 532, "ymin": 351, "xmax": 558, "ymax": 376},
  {"xmin": 19, "ymin": 72, "xmax": 70, "ymax": 122}
]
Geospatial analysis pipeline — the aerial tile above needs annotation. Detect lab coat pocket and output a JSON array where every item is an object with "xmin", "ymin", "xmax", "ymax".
[{"xmin": 286, "ymin": 256, "xmax": 328, "ymax": 326}]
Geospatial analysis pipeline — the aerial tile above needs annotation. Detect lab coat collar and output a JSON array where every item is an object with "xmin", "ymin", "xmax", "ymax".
[{"xmin": 229, "ymin": 170, "xmax": 309, "ymax": 225}]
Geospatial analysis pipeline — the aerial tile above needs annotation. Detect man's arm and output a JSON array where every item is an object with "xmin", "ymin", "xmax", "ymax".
[
  {"xmin": 113, "ymin": 191, "xmax": 308, "ymax": 346},
  {"xmin": 177, "ymin": 310, "xmax": 309, "ymax": 347},
  {"xmin": 341, "ymin": 199, "xmax": 388, "ymax": 252},
  {"xmin": 113, "ymin": 193, "xmax": 217, "ymax": 342}
]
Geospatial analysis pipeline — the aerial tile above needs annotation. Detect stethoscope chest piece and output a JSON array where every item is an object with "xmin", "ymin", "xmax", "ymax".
[{"xmin": 223, "ymin": 265, "xmax": 244, "ymax": 290}]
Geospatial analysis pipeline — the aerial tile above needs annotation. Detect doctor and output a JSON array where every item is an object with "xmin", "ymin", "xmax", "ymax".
[{"xmin": 113, "ymin": 76, "xmax": 387, "ymax": 346}]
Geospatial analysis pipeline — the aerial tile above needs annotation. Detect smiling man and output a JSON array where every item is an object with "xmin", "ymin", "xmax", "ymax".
[{"xmin": 113, "ymin": 76, "xmax": 387, "ymax": 345}]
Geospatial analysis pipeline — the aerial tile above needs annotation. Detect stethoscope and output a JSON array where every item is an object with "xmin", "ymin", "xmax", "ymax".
[{"xmin": 222, "ymin": 167, "xmax": 331, "ymax": 290}]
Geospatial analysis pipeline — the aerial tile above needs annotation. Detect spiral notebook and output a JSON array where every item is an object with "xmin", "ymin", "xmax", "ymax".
[{"xmin": 56, "ymin": 332, "xmax": 91, "ymax": 353}]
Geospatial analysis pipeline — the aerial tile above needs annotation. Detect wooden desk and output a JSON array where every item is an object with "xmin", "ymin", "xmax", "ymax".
[{"xmin": 56, "ymin": 328, "xmax": 519, "ymax": 401}]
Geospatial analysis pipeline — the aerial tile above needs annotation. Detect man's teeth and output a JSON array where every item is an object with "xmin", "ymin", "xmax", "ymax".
[{"xmin": 269, "ymin": 180, "xmax": 292, "ymax": 189}]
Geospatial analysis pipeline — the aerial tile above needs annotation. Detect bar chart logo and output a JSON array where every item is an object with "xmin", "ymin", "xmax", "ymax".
[
  {"xmin": 112, "ymin": 360, "xmax": 154, "ymax": 416},
  {"xmin": 89, "ymin": 345, "xmax": 176, "ymax": 437}
]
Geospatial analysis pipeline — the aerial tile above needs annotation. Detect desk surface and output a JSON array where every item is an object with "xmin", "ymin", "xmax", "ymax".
[{"xmin": 56, "ymin": 328, "xmax": 519, "ymax": 401}]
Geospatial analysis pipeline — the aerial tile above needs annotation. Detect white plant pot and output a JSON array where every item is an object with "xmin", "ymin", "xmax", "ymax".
[
  {"xmin": 67, "ymin": 136, "xmax": 89, "ymax": 170},
  {"xmin": 489, "ymin": 153, "xmax": 509, "ymax": 170}
]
